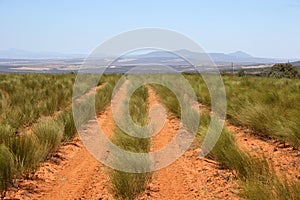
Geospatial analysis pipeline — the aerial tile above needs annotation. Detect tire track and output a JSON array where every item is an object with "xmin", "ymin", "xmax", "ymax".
[{"xmin": 142, "ymin": 87, "xmax": 240, "ymax": 200}]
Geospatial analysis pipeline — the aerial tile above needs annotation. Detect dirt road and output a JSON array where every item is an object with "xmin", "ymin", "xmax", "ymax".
[
  {"xmin": 3, "ymin": 82, "xmax": 299, "ymax": 200},
  {"xmin": 141, "ymin": 87, "xmax": 240, "ymax": 199}
]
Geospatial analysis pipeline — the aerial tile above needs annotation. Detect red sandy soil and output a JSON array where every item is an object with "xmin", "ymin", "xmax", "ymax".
[
  {"xmin": 227, "ymin": 124, "xmax": 300, "ymax": 181},
  {"xmin": 2, "ymin": 136, "xmax": 112, "ymax": 200},
  {"xmin": 141, "ymin": 87, "xmax": 241, "ymax": 200}
]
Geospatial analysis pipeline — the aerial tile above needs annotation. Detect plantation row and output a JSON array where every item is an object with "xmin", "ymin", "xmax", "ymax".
[
  {"xmin": 185, "ymin": 74, "xmax": 300, "ymax": 148},
  {"xmin": 153, "ymin": 75, "xmax": 300, "ymax": 199},
  {"xmin": 0, "ymin": 74, "xmax": 120, "ymax": 191},
  {"xmin": 109, "ymin": 81, "xmax": 151, "ymax": 199}
]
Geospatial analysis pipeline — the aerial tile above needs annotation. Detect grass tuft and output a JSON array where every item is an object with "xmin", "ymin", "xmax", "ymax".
[
  {"xmin": 33, "ymin": 119, "xmax": 64, "ymax": 158},
  {"xmin": 109, "ymin": 82, "xmax": 151, "ymax": 200},
  {"xmin": 0, "ymin": 144, "xmax": 15, "ymax": 190}
]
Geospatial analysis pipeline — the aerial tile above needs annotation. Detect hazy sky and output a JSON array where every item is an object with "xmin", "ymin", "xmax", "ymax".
[{"xmin": 0, "ymin": 0, "xmax": 299, "ymax": 58}]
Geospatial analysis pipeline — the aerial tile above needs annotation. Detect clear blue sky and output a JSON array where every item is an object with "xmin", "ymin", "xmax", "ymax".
[{"xmin": 0, "ymin": 0, "xmax": 299, "ymax": 58}]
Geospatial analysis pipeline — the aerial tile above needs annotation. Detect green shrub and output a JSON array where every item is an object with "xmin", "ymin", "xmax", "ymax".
[
  {"xmin": 33, "ymin": 119, "xmax": 63, "ymax": 158},
  {"xmin": 268, "ymin": 63, "xmax": 300, "ymax": 79},
  {"xmin": 0, "ymin": 144, "xmax": 15, "ymax": 190},
  {"xmin": 95, "ymin": 83, "xmax": 114, "ymax": 113},
  {"xmin": 9, "ymin": 134, "xmax": 41, "ymax": 176},
  {"xmin": 58, "ymin": 111, "xmax": 77, "ymax": 141},
  {"xmin": 109, "ymin": 84, "xmax": 151, "ymax": 200},
  {"xmin": 238, "ymin": 69, "xmax": 245, "ymax": 77},
  {"xmin": 151, "ymin": 84, "xmax": 181, "ymax": 117},
  {"xmin": 110, "ymin": 170, "xmax": 150, "ymax": 200},
  {"xmin": 0, "ymin": 124, "xmax": 15, "ymax": 145}
]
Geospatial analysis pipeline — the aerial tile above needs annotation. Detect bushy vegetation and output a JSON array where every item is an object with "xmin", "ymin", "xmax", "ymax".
[
  {"xmin": 33, "ymin": 119, "xmax": 64, "ymax": 158},
  {"xmin": 267, "ymin": 63, "xmax": 300, "ymax": 79},
  {"xmin": 0, "ymin": 74, "xmax": 75, "ymax": 131},
  {"xmin": 185, "ymin": 74, "xmax": 300, "ymax": 148},
  {"xmin": 58, "ymin": 110, "xmax": 77, "ymax": 141},
  {"xmin": 9, "ymin": 134, "xmax": 41, "ymax": 176},
  {"xmin": 237, "ymin": 69, "xmax": 245, "ymax": 77},
  {"xmin": 109, "ymin": 79, "xmax": 151, "ymax": 200},
  {"xmin": 0, "ymin": 73, "xmax": 120, "ymax": 191},
  {"xmin": 0, "ymin": 144, "xmax": 14, "ymax": 190}
]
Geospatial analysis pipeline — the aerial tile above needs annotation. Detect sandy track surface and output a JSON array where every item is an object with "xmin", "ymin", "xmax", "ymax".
[
  {"xmin": 142, "ymin": 87, "xmax": 241, "ymax": 200},
  {"xmin": 2, "ymin": 136, "xmax": 112, "ymax": 200}
]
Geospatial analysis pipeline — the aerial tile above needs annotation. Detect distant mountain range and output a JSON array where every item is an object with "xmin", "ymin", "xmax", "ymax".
[
  {"xmin": 0, "ymin": 48, "xmax": 297, "ymax": 66},
  {"xmin": 129, "ymin": 49, "xmax": 284, "ymax": 65}
]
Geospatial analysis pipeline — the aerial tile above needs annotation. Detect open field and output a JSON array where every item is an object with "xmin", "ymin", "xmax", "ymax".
[{"xmin": 0, "ymin": 73, "xmax": 300, "ymax": 199}]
